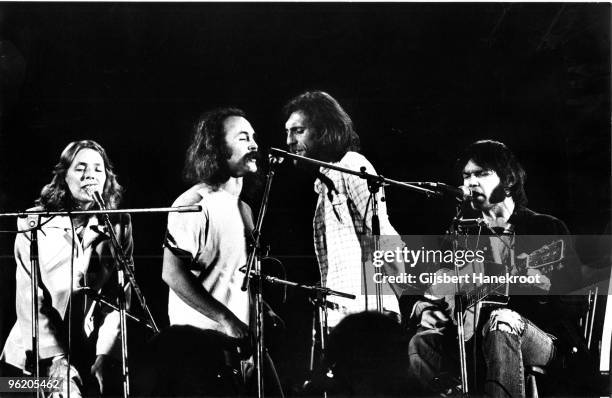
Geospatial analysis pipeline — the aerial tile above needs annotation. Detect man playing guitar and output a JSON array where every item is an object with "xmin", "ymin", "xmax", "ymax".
[{"xmin": 407, "ymin": 140, "xmax": 583, "ymax": 397}]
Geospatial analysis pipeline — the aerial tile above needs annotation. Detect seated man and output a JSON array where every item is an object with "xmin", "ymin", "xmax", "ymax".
[{"xmin": 407, "ymin": 140, "xmax": 583, "ymax": 397}]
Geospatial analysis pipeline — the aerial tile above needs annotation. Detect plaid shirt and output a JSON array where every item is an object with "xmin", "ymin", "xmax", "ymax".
[{"xmin": 313, "ymin": 151, "xmax": 401, "ymax": 326}]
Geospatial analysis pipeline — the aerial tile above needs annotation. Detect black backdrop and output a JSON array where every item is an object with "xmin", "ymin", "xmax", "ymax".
[{"xmin": 0, "ymin": 2, "xmax": 609, "ymax": 393}]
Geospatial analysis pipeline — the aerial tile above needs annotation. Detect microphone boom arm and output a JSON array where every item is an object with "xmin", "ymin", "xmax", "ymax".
[{"xmin": 269, "ymin": 148, "xmax": 441, "ymax": 198}]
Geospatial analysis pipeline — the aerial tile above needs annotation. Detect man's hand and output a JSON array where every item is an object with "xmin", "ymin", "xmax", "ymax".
[
  {"xmin": 90, "ymin": 354, "xmax": 120, "ymax": 395},
  {"xmin": 420, "ymin": 309, "xmax": 451, "ymax": 329},
  {"xmin": 515, "ymin": 253, "xmax": 552, "ymax": 292},
  {"xmin": 220, "ymin": 312, "xmax": 250, "ymax": 340},
  {"xmin": 49, "ymin": 355, "xmax": 83, "ymax": 396}
]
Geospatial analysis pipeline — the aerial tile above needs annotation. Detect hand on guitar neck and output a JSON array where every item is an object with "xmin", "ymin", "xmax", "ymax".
[
  {"xmin": 420, "ymin": 308, "xmax": 452, "ymax": 330},
  {"xmin": 513, "ymin": 252, "xmax": 552, "ymax": 293}
]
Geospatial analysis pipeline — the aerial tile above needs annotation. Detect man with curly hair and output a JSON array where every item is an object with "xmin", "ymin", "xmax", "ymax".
[{"xmin": 162, "ymin": 107, "xmax": 258, "ymax": 347}]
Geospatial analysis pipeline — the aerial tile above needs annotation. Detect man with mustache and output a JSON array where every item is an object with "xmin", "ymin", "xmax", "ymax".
[
  {"xmin": 283, "ymin": 91, "xmax": 402, "ymax": 328},
  {"xmin": 163, "ymin": 107, "xmax": 258, "ymax": 339},
  {"xmin": 408, "ymin": 140, "xmax": 583, "ymax": 397},
  {"xmin": 159, "ymin": 107, "xmax": 259, "ymax": 395}
]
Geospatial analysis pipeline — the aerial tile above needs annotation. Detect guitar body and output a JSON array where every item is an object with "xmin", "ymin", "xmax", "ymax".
[{"xmin": 424, "ymin": 239, "xmax": 565, "ymax": 341}]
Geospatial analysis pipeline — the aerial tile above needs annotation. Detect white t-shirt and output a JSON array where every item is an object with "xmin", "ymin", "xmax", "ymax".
[{"xmin": 164, "ymin": 184, "xmax": 250, "ymax": 332}]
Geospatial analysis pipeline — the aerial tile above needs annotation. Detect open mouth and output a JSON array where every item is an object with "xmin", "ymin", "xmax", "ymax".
[
  {"xmin": 245, "ymin": 153, "xmax": 259, "ymax": 162},
  {"xmin": 82, "ymin": 184, "xmax": 100, "ymax": 193}
]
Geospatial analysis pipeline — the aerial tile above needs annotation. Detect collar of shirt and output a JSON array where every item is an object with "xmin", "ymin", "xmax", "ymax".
[
  {"xmin": 314, "ymin": 166, "xmax": 333, "ymax": 194},
  {"xmin": 38, "ymin": 215, "xmax": 105, "ymax": 251}
]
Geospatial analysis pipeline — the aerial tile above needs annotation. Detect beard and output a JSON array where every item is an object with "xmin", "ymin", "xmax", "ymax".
[
  {"xmin": 489, "ymin": 183, "xmax": 507, "ymax": 204},
  {"xmin": 290, "ymin": 145, "xmax": 322, "ymax": 173},
  {"xmin": 471, "ymin": 182, "xmax": 507, "ymax": 210}
]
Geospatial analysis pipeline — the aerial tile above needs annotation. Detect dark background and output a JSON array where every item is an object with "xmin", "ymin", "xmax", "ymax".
[{"xmin": 0, "ymin": 2, "xmax": 609, "ymax": 393}]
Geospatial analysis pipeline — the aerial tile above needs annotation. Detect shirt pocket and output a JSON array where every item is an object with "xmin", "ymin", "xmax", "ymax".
[{"xmin": 330, "ymin": 193, "xmax": 351, "ymax": 224}]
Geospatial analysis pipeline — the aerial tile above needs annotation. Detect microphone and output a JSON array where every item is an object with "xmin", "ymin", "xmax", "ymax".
[
  {"xmin": 454, "ymin": 185, "xmax": 487, "ymax": 204},
  {"xmin": 413, "ymin": 182, "xmax": 488, "ymax": 204},
  {"xmin": 443, "ymin": 184, "xmax": 472, "ymax": 201},
  {"xmin": 415, "ymin": 182, "xmax": 471, "ymax": 201},
  {"xmin": 268, "ymin": 148, "xmax": 288, "ymax": 163},
  {"xmin": 84, "ymin": 186, "xmax": 106, "ymax": 209},
  {"xmin": 92, "ymin": 191, "xmax": 107, "ymax": 209},
  {"xmin": 268, "ymin": 153, "xmax": 284, "ymax": 165}
]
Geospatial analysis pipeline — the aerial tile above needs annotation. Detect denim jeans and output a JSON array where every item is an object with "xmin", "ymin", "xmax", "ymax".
[
  {"xmin": 481, "ymin": 308, "xmax": 556, "ymax": 397},
  {"xmin": 409, "ymin": 308, "xmax": 556, "ymax": 397}
]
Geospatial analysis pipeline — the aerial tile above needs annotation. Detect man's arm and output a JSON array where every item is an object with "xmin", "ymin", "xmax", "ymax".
[
  {"xmin": 161, "ymin": 248, "xmax": 249, "ymax": 340},
  {"xmin": 419, "ymin": 308, "xmax": 452, "ymax": 329},
  {"xmin": 400, "ymin": 294, "xmax": 451, "ymax": 329}
]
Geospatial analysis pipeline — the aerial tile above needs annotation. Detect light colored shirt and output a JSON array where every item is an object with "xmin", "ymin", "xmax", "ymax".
[
  {"xmin": 313, "ymin": 151, "xmax": 401, "ymax": 326},
  {"xmin": 2, "ymin": 210, "xmax": 132, "ymax": 370},
  {"xmin": 164, "ymin": 184, "xmax": 250, "ymax": 332}
]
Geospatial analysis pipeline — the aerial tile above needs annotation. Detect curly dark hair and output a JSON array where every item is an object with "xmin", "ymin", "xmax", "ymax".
[
  {"xmin": 37, "ymin": 140, "xmax": 124, "ymax": 210},
  {"xmin": 456, "ymin": 139, "xmax": 528, "ymax": 206},
  {"xmin": 283, "ymin": 91, "xmax": 360, "ymax": 162},
  {"xmin": 184, "ymin": 107, "xmax": 247, "ymax": 187}
]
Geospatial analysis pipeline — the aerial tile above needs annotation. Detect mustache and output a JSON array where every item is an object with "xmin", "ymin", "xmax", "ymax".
[{"xmin": 245, "ymin": 151, "xmax": 261, "ymax": 161}]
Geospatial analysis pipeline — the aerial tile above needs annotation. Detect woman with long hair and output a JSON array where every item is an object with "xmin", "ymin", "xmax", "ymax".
[{"xmin": 1, "ymin": 140, "xmax": 133, "ymax": 397}]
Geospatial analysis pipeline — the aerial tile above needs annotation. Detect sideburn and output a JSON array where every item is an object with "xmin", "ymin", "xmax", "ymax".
[{"xmin": 489, "ymin": 183, "xmax": 507, "ymax": 204}]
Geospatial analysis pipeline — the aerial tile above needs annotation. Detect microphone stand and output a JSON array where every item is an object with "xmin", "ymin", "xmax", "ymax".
[
  {"xmin": 447, "ymin": 206, "xmax": 487, "ymax": 398},
  {"xmin": 452, "ymin": 223, "xmax": 469, "ymax": 396},
  {"xmin": 361, "ymin": 166, "xmax": 384, "ymax": 312},
  {"xmin": 91, "ymin": 191, "xmax": 157, "ymax": 398},
  {"xmin": 0, "ymin": 205, "xmax": 201, "ymax": 218},
  {"xmin": 78, "ymin": 287, "xmax": 157, "ymax": 331},
  {"xmin": 270, "ymin": 148, "xmax": 441, "ymax": 198},
  {"xmin": 259, "ymin": 276, "xmax": 355, "ymax": 398},
  {"xmin": 242, "ymin": 270, "xmax": 355, "ymax": 398},
  {"xmin": 0, "ymin": 204, "xmax": 200, "ymax": 398},
  {"xmin": 28, "ymin": 217, "xmax": 42, "ymax": 398},
  {"xmin": 240, "ymin": 155, "xmax": 282, "ymax": 398}
]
